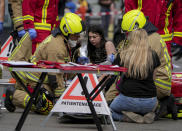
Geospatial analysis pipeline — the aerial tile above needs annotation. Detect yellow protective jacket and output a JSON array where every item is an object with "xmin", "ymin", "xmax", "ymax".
[
  {"xmin": 8, "ymin": 0, "xmax": 24, "ymax": 31},
  {"xmin": 10, "ymin": 34, "xmax": 71, "ymax": 97},
  {"xmin": 9, "ymin": 34, "xmax": 70, "ymax": 111},
  {"xmin": 149, "ymin": 32, "xmax": 172, "ymax": 99},
  {"xmin": 9, "ymin": 32, "xmax": 32, "ymax": 61},
  {"xmin": 30, "ymin": 34, "xmax": 71, "ymax": 97}
]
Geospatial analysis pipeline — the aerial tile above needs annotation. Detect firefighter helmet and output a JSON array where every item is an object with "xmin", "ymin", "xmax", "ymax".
[
  {"xmin": 121, "ymin": 9, "xmax": 146, "ymax": 32},
  {"xmin": 60, "ymin": 13, "xmax": 84, "ymax": 36}
]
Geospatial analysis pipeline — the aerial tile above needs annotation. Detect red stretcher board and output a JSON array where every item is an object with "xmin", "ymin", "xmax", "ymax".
[
  {"xmin": 172, "ymin": 72, "xmax": 182, "ymax": 99},
  {"xmin": 1, "ymin": 60, "xmax": 128, "ymax": 72},
  {"xmin": 36, "ymin": 60, "xmax": 128, "ymax": 72}
]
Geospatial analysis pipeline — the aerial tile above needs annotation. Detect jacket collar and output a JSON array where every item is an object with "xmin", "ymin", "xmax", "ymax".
[
  {"xmin": 143, "ymin": 20, "xmax": 158, "ymax": 35},
  {"xmin": 51, "ymin": 27, "xmax": 69, "ymax": 42}
]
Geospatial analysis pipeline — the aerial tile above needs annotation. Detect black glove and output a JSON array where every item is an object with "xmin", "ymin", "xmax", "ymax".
[
  {"xmin": 35, "ymin": 88, "xmax": 53, "ymax": 115},
  {"xmin": 171, "ymin": 43, "xmax": 182, "ymax": 61},
  {"xmin": 48, "ymin": 75, "xmax": 58, "ymax": 89}
]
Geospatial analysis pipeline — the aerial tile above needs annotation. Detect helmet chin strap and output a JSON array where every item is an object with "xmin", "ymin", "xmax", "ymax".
[
  {"xmin": 133, "ymin": 23, "xmax": 139, "ymax": 30},
  {"xmin": 64, "ymin": 17, "xmax": 72, "ymax": 33},
  {"xmin": 129, "ymin": 12, "xmax": 141, "ymax": 31}
]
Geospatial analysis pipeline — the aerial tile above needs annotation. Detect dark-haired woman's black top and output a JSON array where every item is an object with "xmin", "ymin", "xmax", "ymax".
[{"xmin": 90, "ymin": 47, "xmax": 107, "ymax": 64}]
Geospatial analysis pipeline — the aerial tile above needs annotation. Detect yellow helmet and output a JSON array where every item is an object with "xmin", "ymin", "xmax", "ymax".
[
  {"xmin": 60, "ymin": 13, "xmax": 84, "ymax": 36},
  {"xmin": 121, "ymin": 9, "xmax": 146, "ymax": 32}
]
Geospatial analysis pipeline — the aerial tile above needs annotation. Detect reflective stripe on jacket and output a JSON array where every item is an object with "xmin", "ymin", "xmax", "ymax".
[
  {"xmin": 149, "ymin": 33, "xmax": 172, "ymax": 96},
  {"xmin": 22, "ymin": 0, "xmax": 59, "ymax": 43},
  {"xmin": 125, "ymin": 0, "xmax": 182, "ymax": 45},
  {"xmin": 8, "ymin": 0, "xmax": 24, "ymax": 31}
]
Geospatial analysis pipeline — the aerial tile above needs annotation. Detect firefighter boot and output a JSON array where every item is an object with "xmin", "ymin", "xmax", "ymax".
[
  {"xmin": 34, "ymin": 89, "xmax": 53, "ymax": 115},
  {"xmin": 4, "ymin": 89, "xmax": 16, "ymax": 112},
  {"xmin": 166, "ymin": 94, "xmax": 178, "ymax": 120},
  {"xmin": 155, "ymin": 94, "xmax": 177, "ymax": 120},
  {"xmin": 155, "ymin": 97, "xmax": 168, "ymax": 120}
]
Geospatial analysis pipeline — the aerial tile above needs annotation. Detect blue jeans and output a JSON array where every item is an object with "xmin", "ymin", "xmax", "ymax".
[{"xmin": 110, "ymin": 93, "xmax": 157, "ymax": 121}]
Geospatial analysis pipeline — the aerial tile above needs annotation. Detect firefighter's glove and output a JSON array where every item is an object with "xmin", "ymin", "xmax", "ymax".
[
  {"xmin": 77, "ymin": 56, "xmax": 89, "ymax": 65},
  {"xmin": 18, "ymin": 30, "xmax": 26, "ymax": 38},
  {"xmin": 171, "ymin": 43, "xmax": 182, "ymax": 61},
  {"xmin": 0, "ymin": 22, "xmax": 3, "ymax": 34},
  {"xmin": 48, "ymin": 75, "xmax": 58, "ymax": 89},
  {"xmin": 35, "ymin": 92, "xmax": 47, "ymax": 110},
  {"xmin": 35, "ymin": 91, "xmax": 53, "ymax": 115},
  {"xmin": 28, "ymin": 28, "xmax": 37, "ymax": 40}
]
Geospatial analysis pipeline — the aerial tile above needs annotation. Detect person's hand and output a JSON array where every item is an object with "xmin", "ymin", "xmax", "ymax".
[
  {"xmin": 77, "ymin": 56, "xmax": 89, "ymax": 65},
  {"xmin": 28, "ymin": 28, "xmax": 37, "ymax": 40},
  {"xmin": 0, "ymin": 22, "xmax": 3, "ymax": 34},
  {"xmin": 171, "ymin": 43, "xmax": 182, "ymax": 61},
  {"xmin": 18, "ymin": 30, "xmax": 26, "ymax": 38}
]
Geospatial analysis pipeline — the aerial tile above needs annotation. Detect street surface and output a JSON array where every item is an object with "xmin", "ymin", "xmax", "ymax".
[{"xmin": 0, "ymin": 108, "xmax": 182, "ymax": 131}]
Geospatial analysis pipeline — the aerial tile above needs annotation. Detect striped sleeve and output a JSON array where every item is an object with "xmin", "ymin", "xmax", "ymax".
[
  {"xmin": 22, "ymin": 0, "xmax": 36, "ymax": 29},
  {"xmin": 172, "ymin": 0, "xmax": 182, "ymax": 45}
]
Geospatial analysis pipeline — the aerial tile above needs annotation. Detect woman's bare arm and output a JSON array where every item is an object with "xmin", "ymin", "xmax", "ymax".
[{"xmin": 105, "ymin": 41, "xmax": 116, "ymax": 55}]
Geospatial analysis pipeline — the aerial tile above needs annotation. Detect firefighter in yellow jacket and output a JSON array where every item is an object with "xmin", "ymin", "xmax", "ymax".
[
  {"xmin": 8, "ymin": 0, "xmax": 25, "ymax": 37},
  {"xmin": 5, "ymin": 13, "xmax": 85, "ymax": 114},
  {"xmin": 106, "ymin": 9, "xmax": 172, "ymax": 104}
]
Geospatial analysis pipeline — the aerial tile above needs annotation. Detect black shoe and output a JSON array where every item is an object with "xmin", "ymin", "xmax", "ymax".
[
  {"xmin": 155, "ymin": 97, "xmax": 168, "ymax": 121},
  {"xmin": 167, "ymin": 94, "xmax": 178, "ymax": 120},
  {"xmin": 4, "ymin": 89, "xmax": 16, "ymax": 112},
  {"xmin": 155, "ymin": 94, "xmax": 178, "ymax": 120}
]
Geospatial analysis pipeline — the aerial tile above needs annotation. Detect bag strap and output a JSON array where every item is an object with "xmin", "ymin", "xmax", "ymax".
[{"xmin": 167, "ymin": 0, "xmax": 174, "ymax": 8}]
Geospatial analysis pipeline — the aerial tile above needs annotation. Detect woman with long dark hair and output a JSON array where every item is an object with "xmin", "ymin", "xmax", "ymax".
[{"xmin": 87, "ymin": 24, "xmax": 116, "ymax": 64}]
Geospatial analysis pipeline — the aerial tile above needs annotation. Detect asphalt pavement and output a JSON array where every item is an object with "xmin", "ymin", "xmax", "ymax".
[{"xmin": 0, "ymin": 107, "xmax": 182, "ymax": 131}]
